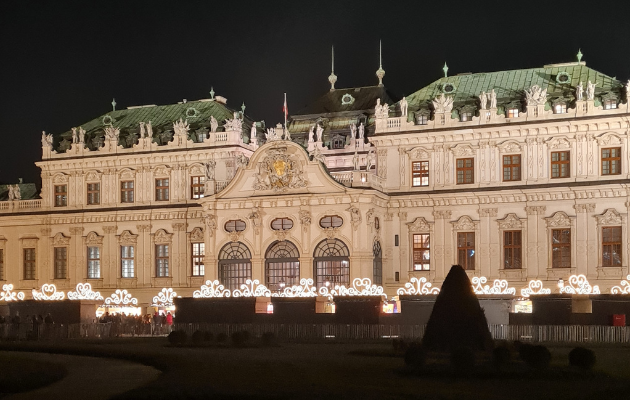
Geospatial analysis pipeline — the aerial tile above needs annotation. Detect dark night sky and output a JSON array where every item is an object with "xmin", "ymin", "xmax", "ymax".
[{"xmin": 1, "ymin": 0, "xmax": 629, "ymax": 186}]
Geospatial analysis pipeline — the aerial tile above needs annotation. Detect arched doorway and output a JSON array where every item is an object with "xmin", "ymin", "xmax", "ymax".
[
  {"xmin": 313, "ymin": 239, "xmax": 350, "ymax": 289},
  {"xmin": 265, "ymin": 240, "xmax": 300, "ymax": 291},
  {"xmin": 373, "ymin": 241, "xmax": 382, "ymax": 285},
  {"xmin": 218, "ymin": 242, "xmax": 252, "ymax": 291}
]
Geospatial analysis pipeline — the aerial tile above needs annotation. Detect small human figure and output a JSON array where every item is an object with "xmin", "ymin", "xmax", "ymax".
[
  {"xmin": 400, "ymin": 96, "xmax": 408, "ymax": 117},
  {"xmin": 316, "ymin": 124, "xmax": 323, "ymax": 142},
  {"xmin": 576, "ymin": 81, "xmax": 584, "ymax": 101},
  {"xmin": 479, "ymin": 91, "xmax": 488, "ymax": 110}
]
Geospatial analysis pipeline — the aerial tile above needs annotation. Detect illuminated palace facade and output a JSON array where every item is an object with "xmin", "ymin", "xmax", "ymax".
[{"xmin": 1, "ymin": 58, "xmax": 630, "ymax": 308}]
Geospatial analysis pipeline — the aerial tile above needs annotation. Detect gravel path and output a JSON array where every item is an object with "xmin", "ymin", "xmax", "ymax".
[{"xmin": 3, "ymin": 351, "xmax": 161, "ymax": 400}]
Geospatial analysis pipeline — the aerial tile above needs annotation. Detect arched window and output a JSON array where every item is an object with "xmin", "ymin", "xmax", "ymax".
[
  {"xmin": 218, "ymin": 242, "xmax": 252, "ymax": 291},
  {"xmin": 265, "ymin": 241, "xmax": 300, "ymax": 291},
  {"xmin": 225, "ymin": 220, "xmax": 246, "ymax": 232},
  {"xmin": 373, "ymin": 241, "xmax": 382, "ymax": 285},
  {"xmin": 313, "ymin": 239, "xmax": 350, "ymax": 289}
]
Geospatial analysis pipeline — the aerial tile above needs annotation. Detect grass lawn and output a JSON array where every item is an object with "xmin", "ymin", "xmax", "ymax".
[
  {"xmin": 0, "ymin": 352, "xmax": 68, "ymax": 396},
  {"xmin": 2, "ymin": 339, "xmax": 630, "ymax": 399}
]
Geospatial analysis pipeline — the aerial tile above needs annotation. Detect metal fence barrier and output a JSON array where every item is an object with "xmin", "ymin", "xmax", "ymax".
[{"xmin": 3, "ymin": 323, "xmax": 630, "ymax": 343}]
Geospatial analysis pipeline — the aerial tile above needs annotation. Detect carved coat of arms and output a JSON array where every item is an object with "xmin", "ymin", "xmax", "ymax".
[{"xmin": 253, "ymin": 146, "xmax": 307, "ymax": 192}]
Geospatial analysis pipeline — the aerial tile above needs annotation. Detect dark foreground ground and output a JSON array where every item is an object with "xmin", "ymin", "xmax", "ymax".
[{"xmin": 2, "ymin": 339, "xmax": 630, "ymax": 400}]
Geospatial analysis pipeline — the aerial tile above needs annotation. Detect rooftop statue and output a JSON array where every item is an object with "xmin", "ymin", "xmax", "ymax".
[
  {"xmin": 250, "ymin": 124, "xmax": 257, "ymax": 141},
  {"xmin": 349, "ymin": 123, "xmax": 357, "ymax": 140},
  {"xmin": 524, "ymin": 85, "xmax": 547, "ymax": 107},
  {"xmin": 400, "ymin": 96, "xmax": 408, "ymax": 117},
  {"xmin": 431, "ymin": 93, "xmax": 454, "ymax": 113},
  {"xmin": 374, "ymin": 98, "xmax": 389, "ymax": 118},
  {"xmin": 358, "ymin": 122, "xmax": 364, "ymax": 140},
  {"xmin": 586, "ymin": 80, "xmax": 596, "ymax": 101},
  {"xmin": 224, "ymin": 114, "xmax": 242, "ymax": 132},
  {"xmin": 41, "ymin": 131, "xmax": 53, "ymax": 147},
  {"xmin": 576, "ymin": 81, "xmax": 584, "ymax": 101},
  {"xmin": 352, "ymin": 151, "xmax": 360, "ymax": 171},
  {"xmin": 316, "ymin": 124, "xmax": 323, "ymax": 142},
  {"xmin": 308, "ymin": 125, "xmax": 314, "ymax": 142},
  {"xmin": 309, "ymin": 146, "xmax": 325, "ymax": 163},
  {"xmin": 479, "ymin": 91, "xmax": 488, "ymax": 110},
  {"xmin": 265, "ymin": 127, "xmax": 281, "ymax": 142},
  {"xmin": 146, "ymin": 121, "xmax": 153, "ymax": 137},
  {"xmin": 210, "ymin": 116, "xmax": 218, "ymax": 133},
  {"xmin": 366, "ymin": 149, "xmax": 375, "ymax": 172},
  {"xmin": 78, "ymin": 127, "xmax": 85, "ymax": 143},
  {"xmin": 489, "ymin": 89, "xmax": 497, "ymax": 109},
  {"xmin": 139, "ymin": 122, "xmax": 146, "ymax": 138},
  {"xmin": 71, "ymin": 127, "xmax": 78, "ymax": 144},
  {"xmin": 104, "ymin": 126, "xmax": 120, "ymax": 140}
]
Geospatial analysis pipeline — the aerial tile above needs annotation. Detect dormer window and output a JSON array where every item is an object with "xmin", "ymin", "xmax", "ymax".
[
  {"xmin": 554, "ymin": 103, "xmax": 567, "ymax": 114},
  {"xmin": 507, "ymin": 108, "xmax": 519, "ymax": 118},
  {"xmin": 604, "ymin": 99, "xmax": 617, "ymax": 110},
  {"xmin": 414, "ymin": 110, "xmax": 430, "ymax": 125},
  {"xmin": 460, "ymin": 111, "xmax": 473, "ymax": 122},
  {"xmin": 331, "ymin": 134, "xmax": 345, "ymax": 149}
]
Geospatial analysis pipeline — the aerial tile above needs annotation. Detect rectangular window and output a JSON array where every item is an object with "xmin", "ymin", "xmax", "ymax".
[
  {"xmin": 411, "ymin": 161, "xmax": 429, "ymax": 187},
  {"xmin": 155, "ymin": 179, "xmax": 169, "ymax": 201},
  {"xmin": 0, "ymin": 249, "xmax": 4, "ymax": 280},
  {"xmin": 502, "ymin": 154, "xmax": 521, "ymax": 182},
  {"xmin": 192, "ymin": 243, "xmax": 205, "ymax": 276},
  {"xmin": 87, "ymin": 247, "xmax": 101, "ymax": 279},
  {"xmin": 604, "ymin": 100, "xmax": 617, "ymax": 110},
  {"xmin": 156, "ymin": 244, "xmax": 169, "ymax": 277},
  {"xmin": 460, "ymin": 112, "xmax": 472, "ymax": 122},
  {"xmin": 551, "ymin": 151, "xmax": 570, "ymax": 178},
  {"xmin": 412, "ymin": 234, "xmax": 430, "ymax": 270},
  {"xmin": 507, "ymin": 108, "xmax": 519, "ymax": 118},
  {"xmin": 23, "ymin": 248, "xmax": 36, "ymax": 280},
  {"xmin": 551, "ymin": 229, "xmax": 571, "ymax": 268},
  {"xmin": 54, "ymin": 185, "xmax": 67, "ymax": 207},
  {"xmin": 54, "ymin": 247, "xmax": 67, "ymax": 279},
  {"xmin": 191, "ymin": 176, "xmax": 205, "ymax": 199},
  {"xmin": 456, "ymin": 158, "xmax": 474, "ymax": 184},
  {"xmin": 503, "ymin": 231, "xmax": 522, "ymax": 269},
  {"xmin": 120, "ymin": 181, "xmax": 134, "ymax": 203},
  {"xmin": 601, "ymin": 147, "xmax": 621, "ymax": 176},
  {"xmin": 121, "ymin": 246, "xmax": 135, "ymax": 278},
  {"xmin": 554, "ymin": 104, "xmax": 567, "ymax": 114},
  {"xmin": 602, "ymin": 226, "xmax": 622, "ymax": 267},
  {"xmin": 457, "ymin": 232, "xmax": 475, "ymax": 270},
  {"xmin": 87, "ymin": 183, "xmax": 100, "ymax": 205}
]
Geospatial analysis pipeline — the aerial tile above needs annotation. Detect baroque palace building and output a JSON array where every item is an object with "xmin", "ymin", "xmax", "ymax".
[{"xmin": 1, "ymin": 55, "xmax": 630, "ymax": 309}]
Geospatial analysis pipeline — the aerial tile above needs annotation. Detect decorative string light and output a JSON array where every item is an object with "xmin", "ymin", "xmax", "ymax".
[
  {"xmin": 32, "ymin": 283, "xmax": 65, "ymax": 301},
  {"xmin": 67, "ymin": 282, "xmax": 103, "ymax": 300},
  {"xmin": 471, "ymin": 277, "xmax": 516, "ymax": 295},
  {"xmin": 396, "ymin": 277, "xmax": 440, "ymax": 295},
  {"xmin": 559, "ymin": 274, "xmax": 600, "ymax": 295},
  {"xmin": 0, "ymin": 284, "xmax": 25, "ymax": 301}
]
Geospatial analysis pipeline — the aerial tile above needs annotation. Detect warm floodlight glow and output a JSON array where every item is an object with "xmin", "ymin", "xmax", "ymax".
[
  {"xmin": 32, "ymin": 283, "xmax": 65, "ymax": 301},
  {"xmin": 520, "ymin": 280, "xmax": 551, "ymax": 297},
  {"xmin": 0, "ymin": 284, "xmax": 25, "ymax": 301},
  {"xmin": 152, "ymin": 288, "xmax": 177, "ymax": 306},
  {"xmin": 193, "ymin": 280, "xmax": 231, "ymax": 298},
  {"xmin": 471, "ymin": 277, "xmax": 516, "ymax": 295},
  {"xmin": 104, "ymin": 289, "xmax": 138, "ymax": 306},
  {"xmin": 319, "ymin": 278, "xmax": 385, "ymax": 300},
  {"xmin": 272, "ymin": 278, "xmax": 318, "ymax": 298},
  {"xmin": 611, "ymin": 275, "xmax": 630, "ymax": 294},
  {"xmin": 559, "ymin": 274, "xmax": 600, "ymax": 294},
  {"xmin": 396, "ymin": 277, "xmax": 440, "ymax": 295},
  {"xmin": 67, "ymin": 282, "xmax": 104, "ymax": 300}
]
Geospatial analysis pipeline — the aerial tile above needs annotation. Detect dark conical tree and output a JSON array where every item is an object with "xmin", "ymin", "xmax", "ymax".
[{"xmin": 422, "ymin": 265, "xmax": 493, "ymax": 351}]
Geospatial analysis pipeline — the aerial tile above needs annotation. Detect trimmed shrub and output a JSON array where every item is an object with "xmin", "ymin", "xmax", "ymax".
[
  {"xmin": 231, "ymin": 331, "xmax": 250, "ymax": 347},
  {"xmin": 167, "ymin": 330, "xmax": 187, "ymax": 345},
  {"xmin": 569, "ymin": 347, "xmax": 596, "ymax": 370},
  {"xmin": 261, "ymin": 332, "xmax": 276, "ymax": 346},
  {"xmin": 404, "ymin": 344, "xmax": 426, "ymax": 368},
  {"xmin": 216, "ymin": 332, "xmax": 228, "ymax": 343},
  {"xmin": 450, "ymin": 347, "xmax": 475, "ymax": 374},
  {"xmin": 492, "ymin": 346, "xmax": 511, "ymax": 370},
  {"xmin": 203, "ymin": 331, "xmax": 214, "ymax": 342},
  {"xmin": 522, "ymin": 345, "xmax": 551, "ymax": 369},
  {"xmin": 191, "ymin": 330, "xmax": 205, "ymax": 345}
]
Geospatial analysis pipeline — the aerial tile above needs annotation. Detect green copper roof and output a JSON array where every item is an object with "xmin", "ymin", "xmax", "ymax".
[
  {"xmin": 55, "ymin": 99, "xmax": 257, "ymax": 151},
  {"xmin": 405, "ymin": 63, "xmax": 622, "ymax": 111}
]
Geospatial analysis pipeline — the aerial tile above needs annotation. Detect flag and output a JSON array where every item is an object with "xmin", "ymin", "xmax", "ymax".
[{"xmin": 282, "ymin": 93, "xmax": 288, "ymax": 123}]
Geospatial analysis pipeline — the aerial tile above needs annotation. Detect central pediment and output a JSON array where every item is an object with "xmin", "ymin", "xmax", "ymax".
[{"xmin": 215, "ymin": 140, "xmax": 347, "ymax": 199}]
